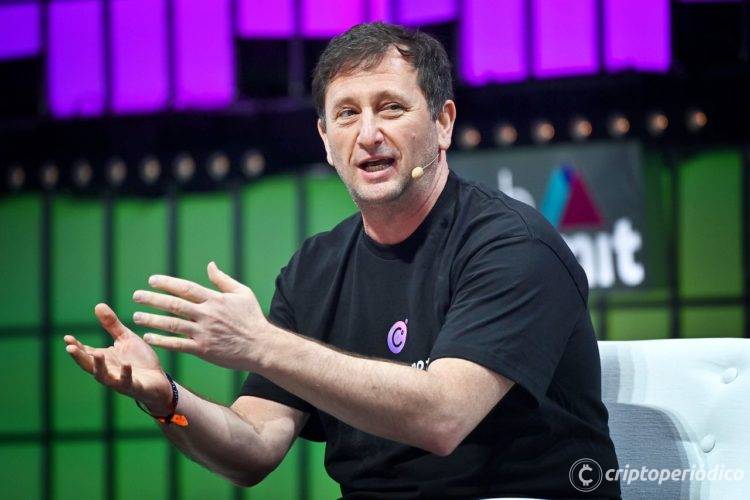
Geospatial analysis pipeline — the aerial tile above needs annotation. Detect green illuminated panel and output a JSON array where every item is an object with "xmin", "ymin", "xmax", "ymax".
[
  {"xmin": 52, "ymin": 330, "xmax": 104, "ymax": 431},
  {"xmin": 245, "ymin": 441, "xmax": 302, "ymax": 499},
  {"xmin": 112, "ymin": 198, "xmax": 171, "ymax": 431},
  {"xmin": 242, "ymin": 175, "xmax": 298, "ymax": 313},
  {"xmin": 116, "ymin": 438, "xmax": 168, "ymax": 499},
  {"xmin": 679, "ymin": 150, "xmax": 742, "ymax": 298},
  {"xmin": 0, "ymin": 195, "xmax": 41, "ymax": 327},
  {"xmin": 681, "ymin": 307, "xmax": 743, "ymax": 338},
  {"xmin": 600, "ymin": 288, "xmax": 670, "ymax": 305},
  {"xmin": 0, "ymin": 443, "xmax": 41, "ymax": 500},
  {"xmin": 53, "ymin": 441, "xmax": 104, "ymax": 500},
  {"xmin": 51, "ymin": 197, "xmax": 104, "ymax": 325},
  {"xmin": 307, "ymin": 441, "xmax": 340, "ymax": 500},
  {"xmin": 588, "ymin": 310, "xmax": 601, "ymax": 340},
  {"xmin": 178, "ymin": 454, "xmax": 233, "ymax": 500},
  {"xmin": 177, "ymin": 193, "xmax": 233, "ymax": 287},
  {"xmin": 304, "ymin": 175, "xmax": 354, "ymax": 499},
  {"xmin": 239, "ymin": 177, "xmax": 303, "ymax": 498},
  {"xmin": 176, "ymin": 193, "xmax": 233, "ymax": 406},
  {"xmin": 305, "ymin": 173, "xmax": 357, "ymax": 236},
  {"xmin": 642, "ymin": 150, "xmax": 671, "ymax": 289},
  {"xmin": 607, "ymin": 308, "xmax": 670, "ymax": 341},
  {"xmin": 178, "ymin": 359, "xmax": 233, "ymax": 409},
  {"xmin": 0, "ymin": 337, "xmax": 41, "ymax": 432},
  {"xmin": 113, "ymin": 198, "xmax": 168, "ymax": 324}
]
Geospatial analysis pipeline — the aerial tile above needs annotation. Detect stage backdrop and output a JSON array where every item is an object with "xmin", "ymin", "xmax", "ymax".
[
  {"xmin": 449, "ymin": 141, "xmax": 649, "ymax": 290},
  {"xmin": 0, "ymin": 145, "xmax": 744, "ymax": 499}
]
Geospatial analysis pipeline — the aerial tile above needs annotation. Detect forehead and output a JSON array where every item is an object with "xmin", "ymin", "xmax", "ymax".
[{"xmin": 325, "ymin": 48, "xmax": 420, "ymax": 107}]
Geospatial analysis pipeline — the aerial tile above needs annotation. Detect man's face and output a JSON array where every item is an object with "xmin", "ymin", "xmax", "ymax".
[{"xmin": 318, "ymin": 47, "xmax": 440, "ymax": 206}]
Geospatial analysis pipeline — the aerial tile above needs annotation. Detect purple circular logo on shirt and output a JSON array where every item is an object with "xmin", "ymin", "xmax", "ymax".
[{"xmin": 387, "ymin": 319, "xmax": 408, "ymax": 354}]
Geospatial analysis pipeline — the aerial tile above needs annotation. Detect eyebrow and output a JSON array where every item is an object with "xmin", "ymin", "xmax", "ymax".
[{"xmin": 331, "ymin": 90, "xmax": 409, "ymax": 112}]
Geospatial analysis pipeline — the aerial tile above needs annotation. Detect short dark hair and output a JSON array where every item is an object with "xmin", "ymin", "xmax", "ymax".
[{"xmin": 312, "ymin": 22, "xmax": 453, "ymax": 126}]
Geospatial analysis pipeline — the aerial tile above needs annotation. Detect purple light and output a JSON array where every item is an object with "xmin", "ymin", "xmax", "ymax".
[
  {"xmin": 301, "ymin": 0, "xmax": 365, "ymax": 38},
  {"xmin": 605, "ymin": 0, "xmax": 670, "ymax": 73},
  {"xmin": 367, "ymin": 0, "xmax": 392, "ymax": 22},
  {"xmin": 174, "ymin": 0, "xmax": 234, "ymax": 109},
  {"xmin": 0, "ymin": 2, "xmax": 41, "ymax": 60},
  {"xmin": 112, "ymin": 0, "xmax": 169, "ymax": 114},
  {"xmin": 237, "ymin": 0, "xmax": 294, "ymax": 38},
  {"xmin": 397, "ymin": 0, "xmax": 456, "ymax": 25},
  {"xmin": 460, "ymin": 0, "xmax": 527, "ymax": 85},
  {"xmin": 48, "ymin": 0, "xmax": 105, "ymax": 118},
  {"xmin": 532, "ymin": 0, "xmax": 598, "ymax": 78}
]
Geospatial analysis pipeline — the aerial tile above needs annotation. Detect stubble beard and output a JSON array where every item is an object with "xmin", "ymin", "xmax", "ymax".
[
  {"xmin": 336, "ymin": 143, "xmax": 440, "ymax": 213},
  {"xmin": 346, "ymin": 169, "xmax": 412, "ymax": 209}
]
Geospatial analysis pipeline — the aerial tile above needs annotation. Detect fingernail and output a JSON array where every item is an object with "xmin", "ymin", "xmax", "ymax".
[
  {"xmin": 133, "ymin": 291, "xmax": 142, "ymax": 302},
  {"xmin": 133, "ymin": 312, "xmax": 143, "ymax": 323},
  {"xmin": 148, "ymin": 276, "xmax": 156, "ymax": 286},
  {"xmin": 143, "ymin": 334, "xmax": 152, "ymax": 343},
  {"xmin": 65, "ymin": 345, "xmax": 75, "ymax": 353}
]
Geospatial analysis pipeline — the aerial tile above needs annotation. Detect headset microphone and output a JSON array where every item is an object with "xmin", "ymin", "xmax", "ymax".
[{"xmin": 410, "ymin": 151, "xmax": 440, "ymax": 180}]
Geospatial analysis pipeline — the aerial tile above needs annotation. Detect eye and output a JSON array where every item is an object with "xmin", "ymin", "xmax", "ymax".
[
  {"xmin": 384, "ymin": 103, "xmax": 404, "ymax": 112},
  {"xmin": 337, "ymin": 108, "xmax": 356, "ymax": 119}
]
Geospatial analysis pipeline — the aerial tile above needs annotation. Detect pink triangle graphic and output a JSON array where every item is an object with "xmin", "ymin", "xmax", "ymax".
[{"xmin": 559, "ymin": 172, "xmax": 603, "ymax": 229}]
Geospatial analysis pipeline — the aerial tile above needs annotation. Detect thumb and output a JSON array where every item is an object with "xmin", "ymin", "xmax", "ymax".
[
  {"xmin": 95, "ymin": 303, "xmax": 129, "ymax": 341},
  {"xmin": 207, "ymin": 261, "xmax": 243, "ymax": 293}
]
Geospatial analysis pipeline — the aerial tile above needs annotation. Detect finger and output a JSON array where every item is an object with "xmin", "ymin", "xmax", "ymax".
[
  {"xmin": 207, "ymin": 261, "xmax": 244, "ymax": 293},
  {"xmin": 148, "ymin": 275, "xmax": 216, "ymax": 303},
  {"xmin": 64, "ymin": 334, "xmax": 87, "ymax": 352},
  {"xmin": 64, "ymin": 334, "xmax": 95, "ymax": 355},
  {"xmin": 133, "ymin": 311, "xmax": 197, "ymax": 337},
  {"xmin": 132, "ymin": 290, "xmax": 200, "ymax": 319},
  {"xmin": 94, "ymin": 303, "xmax": 130, "ymax": 341},
  {"xmin": 65, "ymin": 344, "xmax": 94, "ymax": 373},
  {"xmin": 92, "ymin": 352, "xmax": 114, "ymax": 385},
  {"xmin": 120, "ymin": 363, "xmax": 133, "ymax": 387},
  {"xmin": 143, "ymin": 333, "xmax": 199, "ymax": 354}
]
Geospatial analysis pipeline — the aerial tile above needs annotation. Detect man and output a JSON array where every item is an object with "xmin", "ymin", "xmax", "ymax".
[{"xmin": 65, "ymin": 23, "xmax": 621, "ymax": 499}]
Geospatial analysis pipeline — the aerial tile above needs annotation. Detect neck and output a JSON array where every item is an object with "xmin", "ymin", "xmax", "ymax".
[{"xmin": 361, "ymin": 160, "xmax": 449, "ymax": 245}]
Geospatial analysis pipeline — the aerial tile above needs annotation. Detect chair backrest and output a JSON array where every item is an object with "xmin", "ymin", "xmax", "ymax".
[{"xmin": 598, "ymin": 338, "xmax": 750, "ymax": 499}]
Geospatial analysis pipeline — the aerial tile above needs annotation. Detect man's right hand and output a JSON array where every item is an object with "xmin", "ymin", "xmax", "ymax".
[
  {"xmin": 64, "ymin": 304, "xmax": 305, "ymax": 488},
  {"xmin": 64, "ymin": 303, "xmax": 173, "ymax": 415}
]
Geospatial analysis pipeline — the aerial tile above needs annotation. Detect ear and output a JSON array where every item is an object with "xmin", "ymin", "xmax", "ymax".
[
  {"xmin": 317, "ymin": 118, "xmax": 334, "ymax": 166},
  {"xmin": 436, "ymin": 100, "xmax": 457, "ymax": 151}
]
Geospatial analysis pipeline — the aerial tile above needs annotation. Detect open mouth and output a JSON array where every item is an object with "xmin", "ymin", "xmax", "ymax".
[{"xmin": 358, "ymin": 158, "xmax": 395, "ymax": 173}]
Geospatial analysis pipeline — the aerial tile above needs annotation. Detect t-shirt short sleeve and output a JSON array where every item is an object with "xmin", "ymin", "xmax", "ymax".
[
  {"xmin": 429, "ymin": 236, "xmax": 586, "ymax": 407},
  {"xmin": 238, "ymin": 274, "xmax": 325, "ymax": 442}
]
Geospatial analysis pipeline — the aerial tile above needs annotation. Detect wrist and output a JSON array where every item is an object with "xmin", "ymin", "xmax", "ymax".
[
  {"xmin": 142, "ymin": 373, "xmax": 174, "ymax": 415},
  {"xmin": 135, "ymin": 372, "xmax": 189, "ymax": 427},
  {"xmin": 254, "ymin": 323, "xmax": 289, "ymax": 374}
]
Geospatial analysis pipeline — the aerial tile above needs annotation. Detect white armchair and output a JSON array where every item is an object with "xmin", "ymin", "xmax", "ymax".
[{"xmin": 600, "ymin": 338, "xmax": 750, "ymax": 499}]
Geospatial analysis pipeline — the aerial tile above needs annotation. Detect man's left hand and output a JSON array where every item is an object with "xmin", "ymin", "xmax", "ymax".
[{"xmin": 132, "ymin": 261, "xmax": 269, "ymax": 371}]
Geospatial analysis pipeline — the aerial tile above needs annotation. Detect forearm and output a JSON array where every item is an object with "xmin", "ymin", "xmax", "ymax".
[
  {"xmin": 147, "ymin": 384, "xmax": 278, "ymax": 486},
  {"xmin": 258, "ymin": 327, "xmax": 456, "ymax": 455}
]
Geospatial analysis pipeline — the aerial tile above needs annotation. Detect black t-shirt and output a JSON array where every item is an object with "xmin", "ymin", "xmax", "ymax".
[{"xmin": 240, "ymin": 170, "xmax": 621, "ymax": 499}]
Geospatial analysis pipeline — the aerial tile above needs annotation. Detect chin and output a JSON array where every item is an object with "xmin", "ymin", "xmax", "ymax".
[{"xmin": 350, "ymin": 178, "xmax": 409, "ymax": 205}]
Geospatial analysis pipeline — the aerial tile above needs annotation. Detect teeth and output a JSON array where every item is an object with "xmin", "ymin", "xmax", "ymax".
[{"xmin": 362, "ymin": 159, "xmax": 392, "ymax": 172}]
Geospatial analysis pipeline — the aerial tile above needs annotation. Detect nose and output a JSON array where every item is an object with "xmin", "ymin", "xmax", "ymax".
[{"xmin": 356, "ymin": 109, "xmax": 384, "ymax": 151}]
